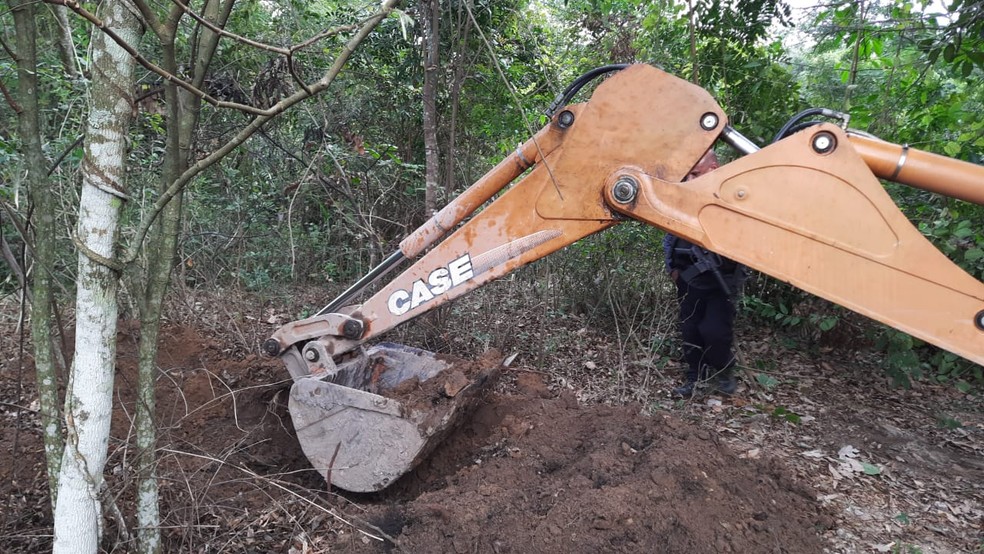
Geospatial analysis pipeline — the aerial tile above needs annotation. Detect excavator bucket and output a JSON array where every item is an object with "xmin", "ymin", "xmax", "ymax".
[{"xmin": 287, "ymin": 343, "xmax": 504, "ymax": 492}]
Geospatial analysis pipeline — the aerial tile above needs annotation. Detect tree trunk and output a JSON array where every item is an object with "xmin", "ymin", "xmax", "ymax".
[
  {"xmin": 845, "ymin": 0, "xmax": 866, "ymax": 111},
  {"xmin": 687, "ymin": 0, "xmax": 699, "ymax": 84},
  {"xmin": 421, "ymin": 0, "xmax": 440, "ymax": 213},
  {"xmin": 133, "ymin": 3, "xmax": 233, "ymax": 552},
  {"xmin": 52, "ymin": 1, "xmax": 143, "ymax": 551},
  {"xmin": 7, "ymin": 0, "xmax": 63, "ymax": 511},
  {"xmin": 53, "ymin": 4, "xmax": 80, "ymax": 79},
  {"xmin": 443, "ymin": 0, "xmax": 471, "ymax": 199}
]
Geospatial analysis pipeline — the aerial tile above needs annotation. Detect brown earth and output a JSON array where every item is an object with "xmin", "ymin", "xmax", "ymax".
[{"xmin": 1, "ymin": 312, "xmax": 981, "ymax": 553}]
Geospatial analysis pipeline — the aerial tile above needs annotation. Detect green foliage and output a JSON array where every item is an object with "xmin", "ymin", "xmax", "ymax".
[
  {"xmin": 920, "ymin": 0, "xmax": 984, "ymax": 74},
  {"xmin": 935, "ymin": 413, "xmax": 963, "ymax": 429},
  {"xmin": 875, "ymin": 329, "xmax": 923, "ymax": 387},
  {"xmin": 873, "ymin": 327, "xmax": 983, "ymax": 390},
  {"xmin": 913, "ymin": 203, "xmax": 984, "ymax": 281},
  {"xmin": 744, "ymin": 294, "xmax": 839, "ymax": 332},
  {"xmin": 748, "ymin": 402, "xmax": 801, "ymax": 423},
  {"xmin": 544, "ymin": 223, "xmax": 669, "ymax": 324},
  {"xmin": 755, "ymin": 372, "xmax": 780, "ymax": 390},
  {"xmin": 771, "ymin": 405, "xmax": 801, "ymax": 424}
]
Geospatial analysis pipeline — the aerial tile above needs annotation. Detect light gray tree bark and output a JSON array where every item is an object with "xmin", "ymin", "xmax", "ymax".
[
  {"xmin": 46, "ymin": 1, "xmax": 397, "ymax": 550},
  {"xmin": 52, "ymin": 1, "xmax": 144, "ymax": 551}
]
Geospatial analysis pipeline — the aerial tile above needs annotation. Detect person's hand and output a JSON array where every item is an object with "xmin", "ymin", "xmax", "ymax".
[{"xmin": 670, "ymin": 269, "xmax": 680, "ymax": 282}]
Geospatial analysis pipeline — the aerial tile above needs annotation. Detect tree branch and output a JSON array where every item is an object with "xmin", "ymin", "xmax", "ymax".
[
  {"xmin": 0, "ymin": 200, "xmax": 34, "ymax": 261},
  {"xmin": 47, "ymin": 134, "xmax": 85, "ymax": 176},
  {"xmin": 129, "ymin": 0, "xmax": 167, "ymax": 39},
  {"xmin": 0, "ymin": 77, "xmax": 23, "ymax": 114},
  {"xmin": 0, "ymin": 219, "xmax": 30, "ymax": 304},
  {"xmin": 170, "ymin": 0, "xmax": 369, "ymax": 94},
  {"xmin": 47, "ymin": 0, "xmax": 260, "ymax": 116},
  {"xmin": 172, "ymin": 0, "xmax": 362, "ymax": 56},
  {"xmin": 120, "ymin": 0, "xmax": 402, "ymax": 264},
  {"xmin": 48, "ymin": 0, "xmax": 402, "ymax": 118},
  {"xmin": 0, "ymin": 32, "xmax": 16, "ymax": 59}
]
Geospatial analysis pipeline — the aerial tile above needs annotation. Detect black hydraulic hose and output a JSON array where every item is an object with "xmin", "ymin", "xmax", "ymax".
[
  {"xmin": 545, "ymin": 64, "xmax": 630, "ymax": 118},
  {"xmin": 772, "ymin": 107, "xmax": 850, "ymax": 143},
  {"xmin": 317, "ymin": 250, "xmax": 405, "ymax": 316}
]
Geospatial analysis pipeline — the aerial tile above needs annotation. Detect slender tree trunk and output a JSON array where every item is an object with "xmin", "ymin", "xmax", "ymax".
[
  {"xmin": 421, "ymin": 0, "xmax": 440, "ymax": 213},
  {"xmin": 8, "ymin": 0, "xmax": 63, "ymax": 511},
  {"xmin": 687, "ymin": 0, "xmax": 699, "ymax": 84},
  {"xmin": 443, "ymin": 1, "xmax": 471, "ymax": 199},
  {"xmin": 133, "ymin": 56, "xmax": 183, "ymax": 554},
  {"xmin": 845, "ymin": 0, "xmax": 866, "ymax": 111},
  {"xmin": 52, "ymin": 2, "xmax": 143, "ymax": 551},
  {"xmin": 133, "ymin": 3, "xmax": 233, "ymax": 552},
  {"xmin": 53, "ymin": 4, "xmax": 80, "ymax": 79}
]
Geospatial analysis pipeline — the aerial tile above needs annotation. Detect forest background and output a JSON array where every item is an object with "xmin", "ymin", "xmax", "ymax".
[{"xmin": 1, "ymin": 0, "xmax": 983, "ymax": 552}]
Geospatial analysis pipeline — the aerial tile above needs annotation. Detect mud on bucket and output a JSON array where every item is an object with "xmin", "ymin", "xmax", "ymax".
[{"xmin": 288, "ymin": 343, "xmax": 505, "ymax": 492}]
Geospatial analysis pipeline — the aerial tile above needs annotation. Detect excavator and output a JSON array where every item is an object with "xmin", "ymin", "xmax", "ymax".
[{"xmin": 262, "ymin": 64, "xmax": 984, "ymax": 493}]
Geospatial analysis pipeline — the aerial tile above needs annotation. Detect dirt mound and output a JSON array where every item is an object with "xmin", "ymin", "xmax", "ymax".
[
  {"xmin": 340, "ymin": 373, "xmax": 829, "ymax": 553},
  {"xmin": 1, "ymin": 323, "xmax": 829, "ymax": 552}
]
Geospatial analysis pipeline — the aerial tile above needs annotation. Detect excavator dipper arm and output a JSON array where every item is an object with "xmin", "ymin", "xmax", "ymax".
[{"xmin": 270, "ymin": 63, "xmax": 984, "ymax": 372}]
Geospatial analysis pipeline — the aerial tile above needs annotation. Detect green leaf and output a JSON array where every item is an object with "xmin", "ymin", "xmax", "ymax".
[
  {"xmin": 862, "ymin": 463, "xmax": 881, "ymax": 475},
  {"xmin": 965, "ymin": 248, "xmax": 983, "ymax": 263},
  {"xmin": 771, "ymin": 406, "xmax": 801, "ymax": 424},
  {"xmin": 756, "ymin": 373, "xmax": 779, "ymax": 389},
  {"xmin": 871, "ymin": 37, "xmax": 883, "ymax": 56},
  {"xmin": 961, "ymin": 60, "xmax": 973, "ymax": 78},
  {"xmin": 943, "ymin": 141, "xmax": 961, "ymax": 157},
  {"xmin": 944, "ymin": 43, "xmax": 956, "ymax": 62}
]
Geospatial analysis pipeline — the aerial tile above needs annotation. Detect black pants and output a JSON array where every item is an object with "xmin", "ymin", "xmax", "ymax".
[{"xmin": 676, "ymin": 279, "xmax": 736, "ymax": 379}]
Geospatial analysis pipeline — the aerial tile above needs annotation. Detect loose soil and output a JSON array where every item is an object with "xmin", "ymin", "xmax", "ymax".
[{"xmin": 1, "ymin": 314, "xmax": 981, "ymax": 553}]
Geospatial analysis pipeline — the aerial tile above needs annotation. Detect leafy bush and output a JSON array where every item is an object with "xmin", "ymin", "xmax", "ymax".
[{"xmin": 875, "ymin": 327, "xmax": 982, "ymax": 391}]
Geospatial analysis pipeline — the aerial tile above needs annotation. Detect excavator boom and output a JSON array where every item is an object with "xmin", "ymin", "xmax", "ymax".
[{"xmin": 268, "ymin": 64, "xmax": 984, "ymax": 492}]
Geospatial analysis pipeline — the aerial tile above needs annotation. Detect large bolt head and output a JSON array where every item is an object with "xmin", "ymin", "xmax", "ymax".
[
  {"xmin": 557, "ymin": 110, "xmax": 575, "ymax": 128},
  {"xmin": 343, "ymin": 319, "xmax": 364, "ymax": 340},
  {"xmin": 304, "ymin": 349, "xmax": 319, "ymax": 362},
  {"xmin": 612, "ymin": 176, "xmax": 639, "ymax": 204},
  {"xmin": 812, "ymin": 131, "xmax": 837, "ymax": 154},
  {"xmin": 700, "ymin": 112, "xmax": 719, "ymax": 131},
  {"xmin": 262, "ymin": 339, "xmax": 281, "ymax": 357}
]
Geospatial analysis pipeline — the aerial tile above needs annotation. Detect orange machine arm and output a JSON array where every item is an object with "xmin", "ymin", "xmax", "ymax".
[{"xmin": 268, "ymin": 64, "xmax": 984, "ymax": 377}]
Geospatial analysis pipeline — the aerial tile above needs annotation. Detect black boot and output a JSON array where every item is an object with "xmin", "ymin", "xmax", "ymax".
[
  {"xmin": 715, "ymin": 365, "xmax": 738, "ymax": 396},
  {"xmin": 672, "ymin": 368, "xmax": 700, "ymax": 398}
]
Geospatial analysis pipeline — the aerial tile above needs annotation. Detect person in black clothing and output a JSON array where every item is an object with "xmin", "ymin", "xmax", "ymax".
[{"xmin": 663, "ymin": 151, "xmax": 745, "ymax": 398}]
